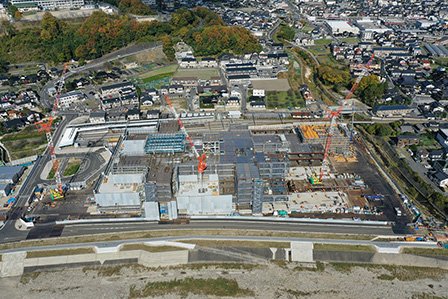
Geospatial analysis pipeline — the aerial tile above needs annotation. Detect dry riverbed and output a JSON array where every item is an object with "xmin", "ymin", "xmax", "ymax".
[{"xmin": 0, "ymin": 262, "xmax": 447, "ymax": 299}]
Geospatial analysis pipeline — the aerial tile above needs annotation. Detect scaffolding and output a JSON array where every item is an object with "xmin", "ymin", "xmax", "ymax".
[
  {"xmin": 295, "ymin": 125, "xmax": 350, "ymax": 156},
  {"xmin": 144, "ymin": 133, "xmax": 186, "ymax": 154}
]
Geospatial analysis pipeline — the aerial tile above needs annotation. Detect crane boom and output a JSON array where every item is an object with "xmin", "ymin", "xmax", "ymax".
[
  {"xmin": 319, "ymin": 54, "xmax": 375, "ymax": 181},
  {"xmin": 164, "ymin": 95, "xmax": 207, "ymax": 174},
  {"xmin": 36, "ymin": 63, "xmax": 69, "ymax": 198}
]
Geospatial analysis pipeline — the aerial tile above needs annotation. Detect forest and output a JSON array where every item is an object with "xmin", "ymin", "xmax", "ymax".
[{"xmin": 0, "ymin": 7, "xmax": 261, "ymax": 64}]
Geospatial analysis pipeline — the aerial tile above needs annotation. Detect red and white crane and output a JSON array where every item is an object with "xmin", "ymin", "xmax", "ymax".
[
  {"xmin": 36, "ymin": 63, "xmax": 69, "ymax": 198},
  {"xmin": 319, "ymin": 53, "xmax": 375, "ymax": 181},
  {"xmin": 164, "ymin": 95, "xmax": 207, "ymax": 176}
]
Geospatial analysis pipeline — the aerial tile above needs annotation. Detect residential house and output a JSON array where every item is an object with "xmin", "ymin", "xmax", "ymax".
[
  {"xmin": 396, "ymin": 135, "xmax": 419, "ymax": 147},
  {"xmin": 374, "ymin": 105, "xmax": 414, "ymax": 117},
  {"xmin": 436, "ymin": 129, "xmax": 448, "ymax": 148},
  {"xmin": 89, "ymin": 111, "xmax": 106, "ymax": 124},
  {"xmin": 126, "ymin": 108, "xmax": 140, "ymax": 121},
  {"xmin": 59, "ymin": 90, "xmax": 85, "ymax": 108}
]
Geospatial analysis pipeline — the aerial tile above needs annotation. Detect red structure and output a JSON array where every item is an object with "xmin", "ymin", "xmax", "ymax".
[{"xmin": 319, "ymin": 54, "xmax": 376, "ymax": 181}]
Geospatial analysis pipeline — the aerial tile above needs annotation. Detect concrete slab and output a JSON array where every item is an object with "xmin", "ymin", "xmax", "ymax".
[
  {"xmin": 1, "ymin": 251, "xmax": 26, "ymax": 277},
  {"xmin": 291, "ymin": 242, "xmax": 314, "ymax": 262}
]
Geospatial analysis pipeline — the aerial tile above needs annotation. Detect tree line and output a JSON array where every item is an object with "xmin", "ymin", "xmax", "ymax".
[{"xmin": 0, "ymin": 7, "xmax": 261, "ymax": 64}]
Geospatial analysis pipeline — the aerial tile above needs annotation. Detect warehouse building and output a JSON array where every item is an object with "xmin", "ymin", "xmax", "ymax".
[{"xmin": 325, "ymin": 20, "xmax": 360, "ymax": 36}]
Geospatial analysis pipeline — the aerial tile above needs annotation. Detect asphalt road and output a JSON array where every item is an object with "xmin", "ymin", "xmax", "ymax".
[
  {"xmin": 0, "ymin": 114, "xmax": 75, "ymax": 242},
  {"xmin": 59, "ymin": 220, "xmax": 395, "ymax": 237}
]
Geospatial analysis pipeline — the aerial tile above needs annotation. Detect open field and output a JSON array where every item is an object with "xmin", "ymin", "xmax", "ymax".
[
  {"xmin": 173, "ymin": 68, "xmax": 219, "ymax": 80},
  {"xmin": 3, "ymin": 261, "xmax": 447, "ymax": 299},
  {"xmin": 138, "ymin": 64, "xmax": 178, "ymax": 82},
  {"xmin": 264, "ymin": 90, "xmax": 304, "ymax": 109},
  {"xmin": 252, "ymin": 79, "xmax": 290, "ymax": 91},
  {"xmin": 1, "ymin": 126, "xmax": 47, "ymax": 160}
]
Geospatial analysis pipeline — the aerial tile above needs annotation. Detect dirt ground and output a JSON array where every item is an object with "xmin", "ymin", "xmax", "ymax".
[{"xmin": 0, "ymin": 262, "xmax": 446, "ymax": 299}]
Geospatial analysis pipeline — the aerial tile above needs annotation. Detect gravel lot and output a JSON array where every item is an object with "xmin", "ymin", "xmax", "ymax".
[{"xmin": 0, "ymin": 262, "xmax": 447, "ymax": 299}]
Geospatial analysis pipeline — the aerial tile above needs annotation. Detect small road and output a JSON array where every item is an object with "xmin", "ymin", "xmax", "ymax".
[{"xmin": 39, "ymin": 42, "xmax": 161, "ymax": 109}]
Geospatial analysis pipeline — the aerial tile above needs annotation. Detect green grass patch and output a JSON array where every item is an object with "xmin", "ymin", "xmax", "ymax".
[
  {"xmin": 264, "ymin": 90, "xmax": 304, "ymax": 109},
  {"xmin": 314, "ymin": 243, "xmax": 376, "ymax": 252},
  {"xmin": 314, "ymin": 39, "xmax": 333, "ymax": 46},
  {"xmin": 300, "ymin": 24, "xmax": 314, "ymax": 33},
  {"xmin": 402, "ymin": 247, "xmax": 448, "ymax": 257},
  {"xmin": 47, "ymin": 167, "xmax": 56, "ymax": 180},
  {"xmin": 120, "ymin": 244, "xmax": 186, "ymax": 252},
  {"xmin": 141, "ymin": 72, "xmax": 175, "ymax": 83},
  {"xmin": 419, "ymin": 132, "xmax": 439, "ymax": 148},
  {"xmin": 138, "ymin": 64, "xmax": 178, "ymax": 78},
  {"xmin": 1, "ymin": 125, "xmax": 48, "ymax": 160},
  {"xmin": 339, "ymin": 37, "xmax": 360, "ymax": 44},
  {"xmin": 26, "ymin": 247, "xmax": 95, "ymax": 258},
  {"xmin": 179, "ymin": 240, "xmax": 290, "ymax": 248},
  {"xmin": 63, "ymin": 159, "xmax": 81, "ymax": 177},
  {"xmin": 129, "ymin": 277, "xmax": 254, "ymax": 298},
  {"xmin": 174, "ymin": 68, "xmax": 219, "ymax": 80}
]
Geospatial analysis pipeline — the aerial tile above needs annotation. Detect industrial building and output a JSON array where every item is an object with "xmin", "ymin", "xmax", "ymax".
[
  {"xmin": 10, "ymin": 0, "xmax": 84, "ymax": 11},
  {"xmin": 325, "ymin": 20, "xmax": 360, "ymax": 36}
]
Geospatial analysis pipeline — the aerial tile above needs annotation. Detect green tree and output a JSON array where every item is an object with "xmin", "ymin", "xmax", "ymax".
[
  {"xmin": 276, "ymin": 25, "xmax": 295, "ymax": 41},
  {"xmin": 40, "ymin": 13, "xmax": 63, "ymax": 41},
  {"xmin": 317, "ymin": 64, "xmax": 350, "ymax": 87},
  {"xmin": 118, "ymin": 0, "xmax": 155, "ymax": 15},
  {"xmin": 356, "ymin": 75, "xmax": 386, "ymax": 107}
]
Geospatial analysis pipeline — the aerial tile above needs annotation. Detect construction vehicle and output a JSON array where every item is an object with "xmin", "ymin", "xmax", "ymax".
[
  {"xmin": 35, "ymin": 63, "xmax": 69, "ymax": 200},
  {"xmin": 315, "ymin": 53, "xmax": 376, "ymax": 184}
]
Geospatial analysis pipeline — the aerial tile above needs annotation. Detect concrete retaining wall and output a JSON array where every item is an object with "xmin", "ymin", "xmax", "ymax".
[{"xmin": 0, "ymin": 249, "xmax": 190, "ymax": 278}]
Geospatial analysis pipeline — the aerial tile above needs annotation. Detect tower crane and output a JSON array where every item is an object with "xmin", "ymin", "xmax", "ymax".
[
  {"xmin": 36, "ymin": 63, "xmax": 69, "ymax": 200},
  {"xmin": 317, "ymin": 53, "xmax": 375, "ymax": 182},
  {"xmin": 164, "ymin": 95, "xmax": 207, "ymax": 177}
]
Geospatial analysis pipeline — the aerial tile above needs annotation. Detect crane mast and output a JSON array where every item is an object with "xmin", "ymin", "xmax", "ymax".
[
  {"xmin": 319, "ymin": 54, "xmax": 375, "ymax": 182},
  {"xmin": 36, "ymin": 63, "xmax": 69, "ymax": 199}
]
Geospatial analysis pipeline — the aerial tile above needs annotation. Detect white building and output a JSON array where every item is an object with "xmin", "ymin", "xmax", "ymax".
[
  {"xmin": 10, "ymin": 0, "xmax": 85, "ymax": 11},
  {"xmin": 176, "ymin": 174, "xmax": 233, "ymax": 215},
  {"xmin": 325, "ymin": 20, "xmax": 360, "ymax": 36},
  {"xmin": 58, "ymin": 90, "xmax": 85, "ymax": 108},
  {"xmin": 253, "ymin": 89, "xmax": 265, "ymax": 97}
]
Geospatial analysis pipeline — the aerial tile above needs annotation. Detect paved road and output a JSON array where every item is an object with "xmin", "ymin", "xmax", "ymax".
[
  {"xmin": 0, "ymin": 114, "xmax": 75, "ymax": 242},
  {"xmin": 60, "ymin": 220, "xmax": 395, "ymax": 237}
]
